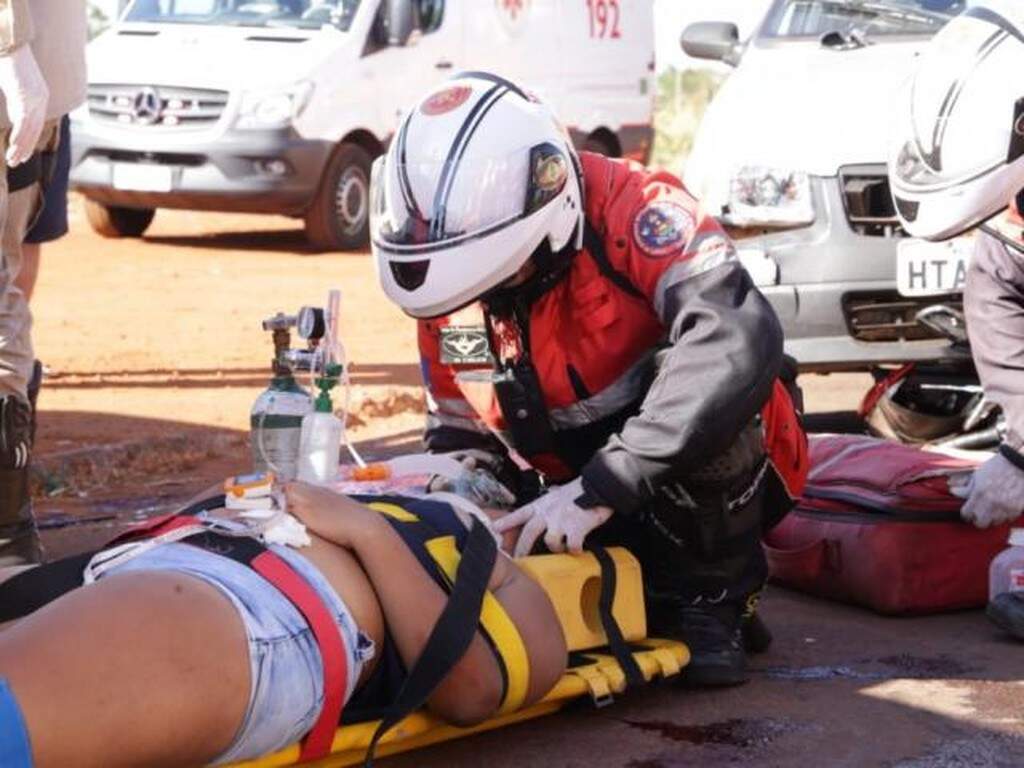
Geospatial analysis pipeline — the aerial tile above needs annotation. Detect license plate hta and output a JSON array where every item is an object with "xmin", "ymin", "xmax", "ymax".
[
  {"xmin": 112, "ymin": 163, "xmax": 174, "ymax": 193},
  {"xmin": 896, "ymin": 237, "xmax": 973, "ymax": 297}
]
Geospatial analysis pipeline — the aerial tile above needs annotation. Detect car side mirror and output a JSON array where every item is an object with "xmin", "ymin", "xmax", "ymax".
[
  {"xmin": 384, "ymin": 0, "xmax": 416, "ymax": 46},
  {"xmin": 681, "ymin": 22, "xmax": 742, "ymax": 66}
]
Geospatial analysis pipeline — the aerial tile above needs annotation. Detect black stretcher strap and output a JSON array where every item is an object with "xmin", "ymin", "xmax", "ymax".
[
  {"xmin": 363, "ymin": 517, "xmax": 497, "ymax": 767},
  {"xmin": 588, "ymin": 545, "xmax": 645, "ymax": 688},
  {"xmin": 0, "ymin": 551, "xmax": 92, "ymax": 621},
  {"xmin": 0, "ymin": 495, "xmax": 226, "ymax": 622}
]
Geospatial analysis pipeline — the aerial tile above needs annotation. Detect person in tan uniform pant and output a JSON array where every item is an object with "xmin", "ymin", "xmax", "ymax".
[{"xmin": 0, "ymin": 0, "xmax": 87, "ymax": 566}]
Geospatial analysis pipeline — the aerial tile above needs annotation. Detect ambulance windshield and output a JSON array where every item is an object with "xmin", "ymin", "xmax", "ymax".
[
  {"xmin": 123, "ymin": 0, "xmax": 362, "ymax": 32},
  {"xmin": 762, "ymin": 0, "xmax": 963, "ymax": 38}
]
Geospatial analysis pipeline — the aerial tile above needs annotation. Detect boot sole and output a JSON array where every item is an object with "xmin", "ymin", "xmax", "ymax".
[
  {"xmin": 742, "ymin": 616, "xmax": 772, "ymax": 655},
  {"xmin": 677, "ymin": 661, "xmax": 750, "ymax": 688}
]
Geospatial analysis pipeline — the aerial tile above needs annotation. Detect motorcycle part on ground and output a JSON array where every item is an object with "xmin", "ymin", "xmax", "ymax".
[{"xmin": 861, "ymin": 364, "xmax": 988, "ymax": 444}]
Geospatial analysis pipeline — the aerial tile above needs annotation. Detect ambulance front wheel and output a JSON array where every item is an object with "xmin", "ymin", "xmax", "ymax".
[
  {"xmin": 83, "ymin": 199, "xmax": 155, "ymax": 238},
  {"xmin": 304, "ymin": 143, "xmax": 372, "ymax": 252}
]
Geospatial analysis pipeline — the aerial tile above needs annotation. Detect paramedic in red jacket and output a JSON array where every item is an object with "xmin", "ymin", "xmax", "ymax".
[
  {"xmin": 371, "ymin": 72, "xmax": 809, "ymax": 685},
  {"xmin": 889, "ymin": 1, "xmax": 1024, "ymax": 638}
]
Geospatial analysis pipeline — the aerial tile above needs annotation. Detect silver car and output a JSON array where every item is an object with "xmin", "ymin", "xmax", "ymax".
[{"xmin": 681, "ymin": 0, "xmax": 972, "ymax": 372}]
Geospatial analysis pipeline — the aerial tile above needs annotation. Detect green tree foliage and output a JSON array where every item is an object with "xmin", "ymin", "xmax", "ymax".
[
  {"xmin": 87, "ymin": 1, "xmax": 112, "ymax": 40},
  {"xmin": 652, "ymin": 67, "xmax": 725, "ymax": 173}
]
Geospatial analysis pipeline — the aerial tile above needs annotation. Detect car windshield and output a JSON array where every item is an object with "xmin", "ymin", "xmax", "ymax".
[
  {"xmin": 761, "ymin": 0, "xmax": 964, "ymax": 38},
  {"xmin": 123, "ymin": 0, "xmax": 362, "ymax": 31}
]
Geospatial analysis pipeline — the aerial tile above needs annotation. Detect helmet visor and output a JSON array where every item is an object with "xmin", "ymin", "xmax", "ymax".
[{"xmin": 371, "ymin": 141, "xmax": 570, "ymax": 252}]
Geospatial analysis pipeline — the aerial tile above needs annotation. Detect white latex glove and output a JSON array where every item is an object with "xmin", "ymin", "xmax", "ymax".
[
  {"xmin": 493, "ymin": 477, "xmax": 612, "ymax": 558},
  {"xmin": 426, "ymin": 450, "xmax": 517, "ymax": 509},
  {"xmin": 957, "ymin": 452, "xmax": 1024, "ymax": 529},
  {"xmin": 0, "ymin": 46, "xmax": 49, "ymax": 167}
]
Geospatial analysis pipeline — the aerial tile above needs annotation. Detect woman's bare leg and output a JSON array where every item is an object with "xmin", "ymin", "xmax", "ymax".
[{"xmin": 0, "ymin": 571, "xmax": 251, "ymax": 768}]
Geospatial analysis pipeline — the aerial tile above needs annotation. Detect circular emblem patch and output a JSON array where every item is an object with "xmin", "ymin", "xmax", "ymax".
[
  {"xmin": 421, "ymin": 86, "xmax": 473, "ymax": 117},
  {"xmin": 633, "ymin": 201, "xmax": 695, "ymax": 257}
]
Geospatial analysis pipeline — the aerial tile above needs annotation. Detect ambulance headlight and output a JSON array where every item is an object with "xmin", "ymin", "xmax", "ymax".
[
  {"xmin": 236, "ymin": 82, "xmax": 314, "ymax": 130},
  {"xmin": 724, "ymin": 167, "xmax": 814, "ymax": 228}
]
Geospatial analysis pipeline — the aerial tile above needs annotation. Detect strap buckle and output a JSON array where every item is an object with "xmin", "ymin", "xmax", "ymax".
[
  {"xmin": 569, "ymin": 664, "xmax": 615, "ymax": 708},
  {"xmin": 726, "ymin": 458, "xmax": 769, "ymax": 512}
]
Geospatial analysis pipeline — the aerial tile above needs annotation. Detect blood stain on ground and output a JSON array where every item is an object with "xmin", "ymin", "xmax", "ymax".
[{"xmin": 621, "ymin": 717, "xmax": 791, "ymax": 748}]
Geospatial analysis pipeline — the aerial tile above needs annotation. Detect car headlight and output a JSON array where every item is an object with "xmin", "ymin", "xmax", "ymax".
[
  {"xmin": 724, "ymin": 167, "xmax": 814, "ymax": 228},
  {"xmin": 236, "ymin": 82, "xmax": 314, "ymax": 131}
]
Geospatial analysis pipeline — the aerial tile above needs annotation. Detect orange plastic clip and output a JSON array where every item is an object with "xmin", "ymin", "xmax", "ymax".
[{"xmin": 351, "ymin": 463, "xmax": 391, "ymax": 482}]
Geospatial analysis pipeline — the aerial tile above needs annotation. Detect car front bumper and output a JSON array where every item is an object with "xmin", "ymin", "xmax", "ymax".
[{"xmin": 69, "ymin": 122, "xmax": 333, "ymax": 215}]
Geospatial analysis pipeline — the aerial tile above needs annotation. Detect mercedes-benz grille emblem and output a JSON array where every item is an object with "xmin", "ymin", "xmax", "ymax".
[{"xmin": 132, "ymin": 86, "xmax": 162, "ymax": 125}]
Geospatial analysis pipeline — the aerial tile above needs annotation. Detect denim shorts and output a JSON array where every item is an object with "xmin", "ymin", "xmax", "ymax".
[{"xmin": 99, "ymin": 540, "xmax": 373, "ymax": 764}]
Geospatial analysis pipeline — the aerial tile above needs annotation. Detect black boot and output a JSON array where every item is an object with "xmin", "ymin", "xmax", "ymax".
[
  {"xmin": 674, "ymin": 603, "xmax": 748, "ymax": 687},
  {"xmin": 27, "ymin": 359, "xmax": 42, "ymax": 445},
  {"xmin": 0, "ymin": 395, "xmax": 41, "ymax": 566},
  {"xmin": 987, "ymin": 593, "xmax": 1024, "ymax": 641}
]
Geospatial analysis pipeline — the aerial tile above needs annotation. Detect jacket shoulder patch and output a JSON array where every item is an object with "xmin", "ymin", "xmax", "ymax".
[
  {"xmin": 440, "ymin": 326, "xmax": 493, "ymax": 365},
  {"xmin": 632, "ymin": 201, "xmax": 695, "ymax": 258}
]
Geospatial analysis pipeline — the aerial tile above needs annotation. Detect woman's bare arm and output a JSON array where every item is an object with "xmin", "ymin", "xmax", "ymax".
[
  {"xmin": 285, "ymin": 483, "xmax": 507, "ymax": 725},
  {"xmin": 486, "ymin": 552, "xmax": 567, "ymax": 706}
]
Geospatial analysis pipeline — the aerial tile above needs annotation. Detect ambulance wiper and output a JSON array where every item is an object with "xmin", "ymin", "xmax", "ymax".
[
  {"xmin": 831, "ymin": 0, "xmax": 953, "ymax": 27},
  {"xmin": 215, "ymin": 16, "xmax": 271, "ymax": 28}
]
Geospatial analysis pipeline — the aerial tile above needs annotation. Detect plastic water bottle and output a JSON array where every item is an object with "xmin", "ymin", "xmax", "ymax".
[
  {"xmin": 251, "ymin": 375, "xmax": 313, "ymax": 482},
  {"xmin": 297, "ymin": 364, "xmax": 344, "ymax": 485},
  {"xmin": 989, "ymin": 529, "xmax": 1024, "ymax": 600}
]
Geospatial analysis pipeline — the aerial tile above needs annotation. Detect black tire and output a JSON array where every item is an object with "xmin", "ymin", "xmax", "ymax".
[
  {"xmin": 83, "ymin": 199, "xmax": 155, "ymax": 238},
  {"xmin": 304, "ymin": 143, "xmax": 373, "ymax": 252}
]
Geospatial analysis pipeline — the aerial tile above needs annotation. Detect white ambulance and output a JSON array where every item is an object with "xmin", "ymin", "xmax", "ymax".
[{"xmin": 71, "ymin": 0, "xmax": 654, "ymax": 250}]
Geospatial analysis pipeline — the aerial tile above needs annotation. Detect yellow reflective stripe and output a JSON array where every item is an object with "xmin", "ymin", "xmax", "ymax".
[
  {"xmin": 367, "ymin": 502, "xmax": 420, "ymax": 523},
  {"xmin": 424, "ymin": 536, "xmax": 531, "ymax": 715}
]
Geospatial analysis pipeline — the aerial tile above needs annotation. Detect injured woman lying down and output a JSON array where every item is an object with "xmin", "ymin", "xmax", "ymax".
[{"xmin": 0, "ymin": 482, "xmax": 567, "ymax": 768}]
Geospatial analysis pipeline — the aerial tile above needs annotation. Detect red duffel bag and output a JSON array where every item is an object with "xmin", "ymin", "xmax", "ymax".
[{"xmin": 763, "ymin": 434, "xmax": 1016, "ymax": 615}]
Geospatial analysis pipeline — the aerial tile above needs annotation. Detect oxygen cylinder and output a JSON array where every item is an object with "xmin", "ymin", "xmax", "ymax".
[{"xmin": 250, "ymin": 374, "xmax": 313, "ymax": 481}]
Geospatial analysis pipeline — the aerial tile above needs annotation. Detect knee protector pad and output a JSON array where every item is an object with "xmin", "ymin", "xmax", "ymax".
[{"xmin": 0, "ymin": 678, "xmax": 34, "ymax": 767}]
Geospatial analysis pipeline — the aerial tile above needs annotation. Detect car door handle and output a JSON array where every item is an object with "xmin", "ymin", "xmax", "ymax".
[{"xmin": 435, "ymin": 60, "xmax": 453, "ymax": 70}]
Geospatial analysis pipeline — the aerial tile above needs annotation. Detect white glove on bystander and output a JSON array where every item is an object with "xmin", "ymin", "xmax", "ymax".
[
  {"xmin": 958, "ymin": 452, "xmax": 1024, "ymax": 529},
  {"xmin": 494, "ymin": 477, "xmax": 612, "ymax": 558},
  {"xmin": 0, "ymin": 46, "xmax": 48, "ymax": 167}
]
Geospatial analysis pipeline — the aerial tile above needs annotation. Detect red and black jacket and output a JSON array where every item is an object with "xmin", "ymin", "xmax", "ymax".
[{"xmin": 418, "ymin": 153, "xmax": 808, "ymax": 518}]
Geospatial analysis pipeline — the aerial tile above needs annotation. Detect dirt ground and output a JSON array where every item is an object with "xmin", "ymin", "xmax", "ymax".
[{"xmin": 26, "ymin": 200, "xmax": 1024, "ymax": 767}]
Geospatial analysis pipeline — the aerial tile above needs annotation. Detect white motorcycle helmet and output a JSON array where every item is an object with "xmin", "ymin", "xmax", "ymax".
[
  {"xmin": 889, "ymin": 0, "xmax": 1024, "ymax": 241},
  {"xmin": 370, "ymin": 72, "xmax": 584, "ymax": 319}
]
